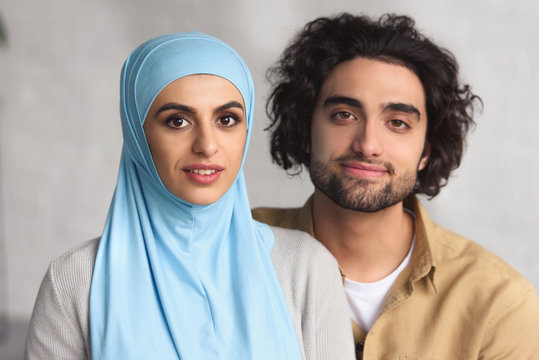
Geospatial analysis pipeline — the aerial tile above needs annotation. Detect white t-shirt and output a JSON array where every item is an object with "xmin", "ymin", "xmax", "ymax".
[{"xmin": 344, "ymin": 210, "xmax": 416, "ymax": 332}]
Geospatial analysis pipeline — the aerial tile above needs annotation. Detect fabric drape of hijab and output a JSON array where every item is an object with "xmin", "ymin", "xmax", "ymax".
[{"xmin": 89, "ymin": 32, "xmax": 302, "ymax": 360}]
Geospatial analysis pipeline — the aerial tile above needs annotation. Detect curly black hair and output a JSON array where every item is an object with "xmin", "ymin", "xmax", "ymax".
[{"xmin": 266, "ymin": 13, "xmax": 480, "ymax": 198}]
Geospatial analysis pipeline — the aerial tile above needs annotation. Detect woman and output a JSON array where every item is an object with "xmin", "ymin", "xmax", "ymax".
[{"xmin": 25, "ymin": 32, "xmax": 354, "ymax": 359}]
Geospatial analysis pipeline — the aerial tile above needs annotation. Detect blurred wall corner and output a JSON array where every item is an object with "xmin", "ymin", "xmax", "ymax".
[
  {"xmin": 0, "ymin": 13, "xmax": 7, "ymax": 46},
  {"xmin": 0, "ymin": 10, "xmax": 8, "ymax": 346}
]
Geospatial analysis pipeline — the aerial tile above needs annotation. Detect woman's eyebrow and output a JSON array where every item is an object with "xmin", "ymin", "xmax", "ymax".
[
  {"xmin": 215, "ymin": 101, "xmax": 244, "ymax": 112},
  {"xmin": 155, "ymin": 103, "xmax": 195, "ymax": 116},
  {"xmin": 155, "ymin": 101, "xmax": 244, "ymax": 116}
]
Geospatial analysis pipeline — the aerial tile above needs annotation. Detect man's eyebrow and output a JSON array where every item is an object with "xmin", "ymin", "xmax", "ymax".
[
  {"xmin": 383, "ymin": 102, "xmax": 421, "ymax": 120},
  {"xmin": 323, "ymin": 95, "xmax": 364, "ymax": 110},
  {"xmin": 215, "ymin": 101, "xmax": 244, "ymax": 112}
]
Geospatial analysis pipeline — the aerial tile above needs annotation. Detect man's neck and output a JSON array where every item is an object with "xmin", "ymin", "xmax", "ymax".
[{"xmin": 312, "ymin": 189, "xmax": 414, "ymax": 283}]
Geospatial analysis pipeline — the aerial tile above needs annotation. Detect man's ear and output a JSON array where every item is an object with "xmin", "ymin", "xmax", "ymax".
[{"xmin": 418, "ymin": 143, "xmax": 431, "ymax": 171}]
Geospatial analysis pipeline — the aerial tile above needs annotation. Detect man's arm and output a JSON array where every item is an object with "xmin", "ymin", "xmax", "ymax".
[{"xmin": 480, "ymin": 284, "xmax": 539, "ymax": 359}]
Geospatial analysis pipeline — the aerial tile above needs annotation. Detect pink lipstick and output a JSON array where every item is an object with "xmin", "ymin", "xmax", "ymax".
[{"xmin": 183, "ymin": 163, "xmax": 224, "ymax": 184}]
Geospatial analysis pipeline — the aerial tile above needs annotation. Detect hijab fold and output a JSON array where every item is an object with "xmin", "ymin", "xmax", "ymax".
[{"xmin": 90, "ymin": 32, "xmax": 302, "ymax": 360}]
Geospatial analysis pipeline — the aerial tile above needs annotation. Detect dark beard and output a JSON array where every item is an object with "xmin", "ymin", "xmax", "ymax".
[{"xmin": 309, "ymin": 157, "xmax": 416, "ymax": 213}]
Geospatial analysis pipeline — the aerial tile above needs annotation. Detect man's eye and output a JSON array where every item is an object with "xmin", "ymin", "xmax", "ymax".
[
  {"xmin": 333, "ymin": 112, "xmax": 355, "ymax": 121},
  {"xmin": 217, "ymin": 115, "xmax": 238, "ymax": 127},
  {"xmin": 388, "ymin": 119, "xmax": 408, "ymax": 129},
  {"xmin": 168, "ymin": 116, "xmax": 190, "ymax": 129}
]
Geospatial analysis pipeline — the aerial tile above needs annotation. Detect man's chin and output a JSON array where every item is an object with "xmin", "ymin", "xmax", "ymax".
[
  {"xmin": 336, "ymin": 198, "xmax": 401, "ymax": 213},
  {"xmin": 314, "ymin": 185, "xmax": 406, "ymax": 213}
]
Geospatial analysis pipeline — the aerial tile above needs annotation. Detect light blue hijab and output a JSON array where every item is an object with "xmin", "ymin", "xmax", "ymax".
[{"xmin": 89, "ymin": 32, "xmax": 302, "ymax": 359}]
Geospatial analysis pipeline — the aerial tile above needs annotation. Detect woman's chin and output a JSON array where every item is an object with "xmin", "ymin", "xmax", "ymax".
[
  {"xmin": 164, "ymin": 171, "xmax": 236, "ymax": 206},
  {"xmin": 171, "ymin": 189, "xmax": 226, "ymax": 206}
]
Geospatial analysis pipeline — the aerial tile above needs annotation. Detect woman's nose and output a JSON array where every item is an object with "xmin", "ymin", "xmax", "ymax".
[{"xmin": 192, "ymin": 124, "xmax": 218, "ymax": 157}]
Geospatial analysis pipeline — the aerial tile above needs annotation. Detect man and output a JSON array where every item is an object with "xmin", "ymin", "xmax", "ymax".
[{"xmin": 253, "ymin": 13, "xmax": 539, "ymax": 359}]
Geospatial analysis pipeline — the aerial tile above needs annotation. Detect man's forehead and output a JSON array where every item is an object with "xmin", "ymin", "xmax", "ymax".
[{"xmin": 317, "ymin": 57, "xmax": 426, "ymax": 114}]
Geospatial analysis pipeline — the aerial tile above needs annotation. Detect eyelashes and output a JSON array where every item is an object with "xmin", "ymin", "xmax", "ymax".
[
  {"xmin": 167, "ymin": 115, "xmax": 190, "ymax": 129},
  {"xmin": 215, "ymin": 113, "xmax": 241, "ymax": 128},
  {"xmin": 387, "ymin": 119, "xmax": 410, "ymax": 129},
  {"xmin": 329, "ymin": 109, "xmax": 413, "ymax": 132},
  {"xmin": 165, "ymin": 112, "xmax": 243, "ymax": 130},
  {"xmin": 331, "ymin": 111, "xmax": 356, "ymax": 122}
]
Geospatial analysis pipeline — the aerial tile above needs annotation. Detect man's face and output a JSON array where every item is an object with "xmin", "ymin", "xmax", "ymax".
[{"xmin": 309, "ymin": 57, "xmax": 430, "ymax": 212}]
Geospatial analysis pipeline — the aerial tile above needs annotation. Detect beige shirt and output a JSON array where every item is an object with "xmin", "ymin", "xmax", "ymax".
[{"xmin": 253, "ymin": 196, "xmax": 539, "ymax": 359}]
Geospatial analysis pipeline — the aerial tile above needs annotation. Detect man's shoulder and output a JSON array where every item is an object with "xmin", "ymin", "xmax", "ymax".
[
  {"xmin": 410, "ymin": 198, "xmax": 530, "ymax": 290},
  {"xmin": 252, "ymin": 206, "xmax": 303, "ymax": 229},
  {"xmin": 427, "ymin": 220, "xmax": 534, "ymax": 292}
]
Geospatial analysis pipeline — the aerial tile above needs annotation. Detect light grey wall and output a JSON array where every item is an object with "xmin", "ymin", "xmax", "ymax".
[{"xmin": 1, "ymin": 0, "xmax": 537, "ymax": 322}]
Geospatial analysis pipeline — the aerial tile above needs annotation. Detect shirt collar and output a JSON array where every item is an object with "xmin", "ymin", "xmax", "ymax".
[
  {"xmin": 404, "ymin": 195, "xmax": 438, "ymax": 291},
  {"xmin": 298, "ymin": 194, "xmax": 438, "ymax": 291}
]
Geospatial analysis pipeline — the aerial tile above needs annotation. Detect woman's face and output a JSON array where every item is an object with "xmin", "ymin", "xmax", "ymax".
[{"xmin": 143, "ymin": 74, "xmax": 247, "ymax": 205}]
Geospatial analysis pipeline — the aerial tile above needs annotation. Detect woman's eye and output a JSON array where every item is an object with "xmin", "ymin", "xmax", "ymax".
[
  {"xmin": 217, "ymin": 115, "xmax": 238, "ymax": 127},
  {"xmin": 388, "ymin": 119, "xmax": 409, "ymax": 129},
  {"xmin": 167, "ymin": 116, "xmax": 190, "ymax": 129}
]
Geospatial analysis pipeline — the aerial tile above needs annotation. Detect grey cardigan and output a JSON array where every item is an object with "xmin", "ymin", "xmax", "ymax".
[{"xmin": 25, "ymin": 226, "xmax": 355, "ymax": 359}]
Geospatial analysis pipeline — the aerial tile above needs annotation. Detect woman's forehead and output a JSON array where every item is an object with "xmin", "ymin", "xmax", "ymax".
[{"xmin": 150, "ymin": 74, "xmax": 246, "ymax": 113}]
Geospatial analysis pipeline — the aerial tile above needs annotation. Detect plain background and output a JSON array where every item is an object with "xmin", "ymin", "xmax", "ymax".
[{"xmin": 0, "ymin": 0, "xmax": 538, "ymax": 358}]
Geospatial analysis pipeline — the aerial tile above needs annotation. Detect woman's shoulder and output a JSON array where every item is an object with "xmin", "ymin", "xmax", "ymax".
[
  {"xmin": 54, "ymin": 237, "xmax": 100, "ymax": 263},
  {"xmin": 269, "ymin": 226, "xmax": 336, "ymax": 261},
  {"xmin": 267, "ymin": 227, "xmax": 355, "ymax": 360},
  {"xmin": 44, "ymin": 237, "xmax": 100, "ymax": 319},
  {"xmin": 26, "ymin": 239, "xmax": 99, "ymax": 359},
  {"xmin": 269, "ymin": 226, "xmax": 338, "ymax": 275},
  {"xmin": 43, "ymin": 237, "xmax": 100, "ymax": 327},
  {"xmin": 49, "ymin": 238, "xmax": 100, "ymax": 286}
]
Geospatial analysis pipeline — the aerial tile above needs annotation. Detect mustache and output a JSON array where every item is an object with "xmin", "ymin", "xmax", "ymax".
[{"xmin": 333, "ymin": 154, "xmax": 396, "ymax": 175}]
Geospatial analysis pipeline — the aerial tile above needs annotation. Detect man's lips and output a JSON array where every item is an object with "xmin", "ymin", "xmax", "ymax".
[{"xmin": 340, "ymin": 162, "xmax": 388, "ymax": 178}]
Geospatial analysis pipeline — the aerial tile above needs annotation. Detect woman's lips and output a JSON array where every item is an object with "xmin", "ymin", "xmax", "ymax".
[
  {"xmin": 340, "ymin": 162, "xmax": 388, "ymax": 178},
  {"xmin": 183, "ymin": 164, "xmax": 224, "ymax": 184}
]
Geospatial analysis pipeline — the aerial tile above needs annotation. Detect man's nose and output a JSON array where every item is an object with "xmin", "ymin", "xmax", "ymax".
[{"xmin": 351, "ymin": 121, "xmax": 383, "ymax": 158}]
